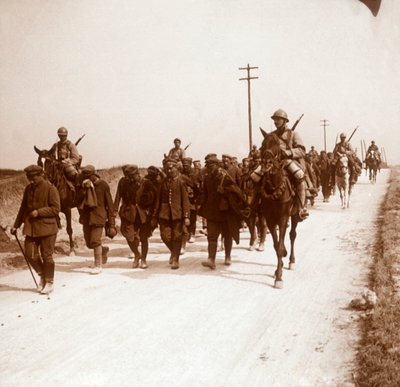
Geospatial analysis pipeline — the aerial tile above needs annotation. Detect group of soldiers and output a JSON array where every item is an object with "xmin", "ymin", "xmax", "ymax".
[{"xmin": 10, "ymin": 110, "xmax": 379, "ymax": 294}]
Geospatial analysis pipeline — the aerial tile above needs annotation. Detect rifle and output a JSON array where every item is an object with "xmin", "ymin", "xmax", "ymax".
[
  {"xmin": 184, "ymin": 143, "xmax": 191, "ymax": 151},
  {"xmin": 75, "ymin": 134, "xmax": 86, "ymax": 146},
  {"xmin": 347, "ymin": 126, "xmax": 358, "ymax": 142},
  {"xmin": 291, "ymin": 114, "xmax": 304, "ymax": 131}
]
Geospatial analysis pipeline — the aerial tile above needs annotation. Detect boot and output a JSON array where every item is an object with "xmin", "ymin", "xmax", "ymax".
[
  {"xmin": 102, "ymin": 246, "xmax": 109, "ymax": 265},
  {"xmin": 171, "ymin": 240, "xmax": 181, "ymax": 269},
  {"xmin": 140, "ymin": 241, "xmax": 148, "ymax": 269},
  {"xmin": 201, "ymin": 258, "xmax": 216, "ymax": 270},
  {"xmin": 297, "ymin": 181, "xmax": 309, "ymax": 221},
  {"xmin": 91, "ymin": 246, "xmax": 102, "ymax": 274},
  {"xmin": 37, "ymin": 276, "xmax": 45, "ymax": 293},
  {"xmin": 128, "ymin": 241, "xmax": 141, "ymax": 268},
  {"xmin": 40, "ymin": 282, "xmax": 54, "ymax": 295},
  {"xmin": 180, "ymin": 240, "xmax": 186, "ymax": 255},
  {"xmin": 224, "ymin": 257, "xmax": 231, "ymax": 266}
]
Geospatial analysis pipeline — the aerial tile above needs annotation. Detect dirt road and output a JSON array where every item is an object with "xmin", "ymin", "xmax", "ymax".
[{"xmin": 0, "ymin": 170, "xmax": 389, "ymax": 387}]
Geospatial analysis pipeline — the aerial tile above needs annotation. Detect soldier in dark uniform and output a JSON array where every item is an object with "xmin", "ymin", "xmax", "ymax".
[
  {"xmin": 49, "ymin": 127, "xmax": 80, "ymax": 185},
  {"xmin": 200, "ymin": 154, "xmax": 248, "ymax": 269},
  {"xmin": 155, "ymin": 159, "xmax": 190, "ymax": 269},
  {"xmin": 135, "ymin": 166, "xmax": 162, "ymax": 268},
  {"xmin": 365, "ymin": 140, "xmax": 381, "ymax": 165},
  {"xmin": 180, "ymin": 157, "xmax": 200, "ymax": 249},
  {"xmin": 78, "ymin": 165, "xmax": 115, "ymax": 275},
  {"xmin": 222, "ymin": 154, "xmax": 241, "ymax": 185},
  {"xmin": 114, "ymin": 164, "xmax": 145, "ymax": 268},
  {"xmin": 11, "ymin": 165, "xmax": 61, "ymax": 294}
]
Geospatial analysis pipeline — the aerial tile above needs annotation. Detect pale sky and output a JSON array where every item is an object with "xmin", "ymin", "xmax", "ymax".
[{"xmin": 1, "ymin": 0, "xmax": 399, "ymax": 169}]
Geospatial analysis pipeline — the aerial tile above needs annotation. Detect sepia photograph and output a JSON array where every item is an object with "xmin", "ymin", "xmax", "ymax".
[{"xmin": 1, "ymin": 0, "xmax": 399, "ymax": 386}]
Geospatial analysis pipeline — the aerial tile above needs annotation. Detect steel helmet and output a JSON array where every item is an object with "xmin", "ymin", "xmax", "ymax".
[
  {"xmin": 271, "ymin": 109, "xmax": 289, "ymax": 122},
  {"xmin": 371, "ymin": 140, "xmax": 375, "ymax": 144},
  {"xmin": 57, "ymin": 127, "xmax": 68, "ymax": 136},
  {"xmin": 340, "ymin": 132, "xmax": 347, "ymax": 138}
]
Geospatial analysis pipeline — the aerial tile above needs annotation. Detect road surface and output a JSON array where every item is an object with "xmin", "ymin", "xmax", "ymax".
[{"xmin": 0, "ymin": 170, "xmax": 389, "ymax": 387}]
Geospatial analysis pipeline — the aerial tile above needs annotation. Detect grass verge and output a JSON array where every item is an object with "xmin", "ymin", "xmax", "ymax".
[{"xmin": 355, "ymin": 166, "xmax": 400, "ymax": 386}]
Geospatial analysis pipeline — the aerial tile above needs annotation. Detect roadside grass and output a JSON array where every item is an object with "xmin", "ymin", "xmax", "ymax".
[{"xmin": 356, "ymin": 166, "xmax": 400, "ymax": 387}]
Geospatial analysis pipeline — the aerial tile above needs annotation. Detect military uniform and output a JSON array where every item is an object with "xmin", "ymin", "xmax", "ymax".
[
  {"xmin": 78, "ymin": 165, "xmax": 115, "ymax": 274},
  {"xmin": 12, "ymin": 165, "xmax": 60, "ymax": 294},
  {"xmin": 114, "ymin": 165, "xmax": 145, "ymax": 267},
  {"xmin": 155, "ymin": 159, "xmax": 190, "ymax": 269}
]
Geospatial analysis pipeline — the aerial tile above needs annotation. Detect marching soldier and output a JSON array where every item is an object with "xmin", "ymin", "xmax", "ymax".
[
  {"xmin": 270, "ymin": 109, "xmax": 309, "ymax": 220},
  {"xmin": 11, "ymin": 165, "xmax": 61, "ymax": 294},
  {"xmin": 78, "ymin": 165, "xmax": 115, "ymax": 275},
  {"xmin": 114, "ymin": 164, "xmax": 145, "ymax": 268},
  {"xmin": 154, "ymin": 158, "xmax": 190, "ymax": 269},
  {"xmin": 200, "ymin": 154, "xmax": 248, "ymax": 269},
  {"xmin": 49, "ymin": 127, "xmax": 80, "ymax": 185}
]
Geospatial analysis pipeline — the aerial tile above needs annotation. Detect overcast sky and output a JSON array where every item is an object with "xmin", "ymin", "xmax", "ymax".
[{"xmin": 1, "ymin": 0, "xmax": 399, "ymax": 169}]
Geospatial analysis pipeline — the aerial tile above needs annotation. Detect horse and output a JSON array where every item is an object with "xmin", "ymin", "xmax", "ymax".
[
  {"xmin": 258, "ymin": 130, "xmax": 301, "ymax": 289},
  {"xmin": 335, "ymin": 154, "xmax": 351, "ymax": 209},
  {"xmin": 365, "ymin": 151, "xmax": 379, "ymax": 184},
  {"xmin": 34, "ymin": 146, "xmax": 78, "ymax": 255}
]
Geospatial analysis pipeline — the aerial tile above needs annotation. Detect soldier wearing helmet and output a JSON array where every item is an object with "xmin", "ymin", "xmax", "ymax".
[
  {"xmin": 333, "ymin": 132, "xmax": 354, "ymax": 161},
  {"xmin": 49, "ymin": 127, "xmax": 81, "ymax": 183},
  {"xmin": 366, "ymin": 140, "xmax": 381, "ymax": 164},
  {"xmin": 270, "ymin": 108, "xmax": 309, "ymax": 220}
]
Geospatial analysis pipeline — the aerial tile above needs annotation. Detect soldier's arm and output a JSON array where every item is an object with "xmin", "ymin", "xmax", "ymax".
[
  {"xmin": 67, "ymin": 143, "xmax": 80, "ymax": 165},
  {"xmin": 13, "ymin": 187, "xmax": 29, "ymax": 228}
]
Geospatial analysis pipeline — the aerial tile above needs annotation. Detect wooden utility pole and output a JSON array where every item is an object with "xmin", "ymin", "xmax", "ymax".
[
  {"xmin": 239, "ymin": 64, "xmax": 258, "ymax": 152},
  {"xmin": 360, "ymin": 140, "xmax": 364, "ymax": 163},
  {"xmin": 320, "ymin": 119, "xmax": 329, "ymax": 152}
]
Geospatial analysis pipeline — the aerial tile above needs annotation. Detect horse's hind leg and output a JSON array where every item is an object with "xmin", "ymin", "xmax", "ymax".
[{"xmin": 64, "ymin": 209, "xmax": 75, "ymax": 256}]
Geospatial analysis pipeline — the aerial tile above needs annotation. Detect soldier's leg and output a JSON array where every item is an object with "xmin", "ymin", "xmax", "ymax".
[
  {"xmin": 39, "ymin": 233, "xmax": 57, "ymax": 294},
  {"xmin": 201, "ymin": 220, "xmax": 220, "ymax": 269},
  {"xmin": 221, "ymin": 220, "xmax": 232, "ymax": 265},
  {"xmin": 159, "ymin": 220, "xmax": 173, "ymax": 263},
  {"xmin": 88, "ymin": 226, "xmax": 103, "ymax": 274},
  {"xmin": 122, "ymin": 219, "xmax": 141, "ymax": 267},
  {"xmin": 138, "ymin": 224, "xmax": 150, "ymax": 269},
  {"xmin": 296, "ymin": 179, "xmax": 309, "ymax": 220},
  {"xmin": 171, "ymin": 220, "xmax": 183, "ymax": 269},
  {"xmin": 25, "ymin": 236, "xmax": 45, "ymax": 291}
]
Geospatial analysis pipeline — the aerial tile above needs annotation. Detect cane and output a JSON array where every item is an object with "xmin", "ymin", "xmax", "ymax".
[{"xmin": 14, "ymin": 232, "xmax": 38, "ymax": 287}]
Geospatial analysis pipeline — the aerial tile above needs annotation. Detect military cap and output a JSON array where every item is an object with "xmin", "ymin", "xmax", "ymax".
[
  {"xmin": 205, "ymin": 154, "xmax": 220, "ymax": 165},
  {"xmin": 24, "ymin": 165, "xmax": 43, "ymax": 176},
  {"xmin": 193, "ymin": 160, "xmax": 200, "ymax": 164},
  {"xmin": 222, "ymin": 154, "xmax": 232, "ymax": 160},
  {"xmin": 164, "ymin": 158, "xmax": 178, "ymax": 165},
  {"xmin": 204, "ymin": 153, "xmax": 217, "ymax": 161},
  {"xmin": 242, "ymin": 157, "xmax": 250, "ymax": 163},
  {"xmin": 81, "ymin": 164, "xmax": 96, "ymax": 177},
  {"xmin": 182, "ymin": 157, "xmax": 193, "ymax": 164},
  {"xmin": 147, "ymin": 165, "xmax": 159, "ymax": 175},
  {"xmin": 124, "ymin": 164, "xmax": 139, "ymax": 175},
  {"xmin": 173, "ymin": 138, "xmax": 181, "ymax": 143}
]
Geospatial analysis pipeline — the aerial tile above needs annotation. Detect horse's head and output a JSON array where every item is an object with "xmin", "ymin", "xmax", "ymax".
[
  {"xmin": 336, "ymin": 154, "xmax": 349, "ymax": 176},
  {"xmin": 34, "ymin": 146, "xmax": 55, "ymax": 165},
  {"xmin": 260, "ymin": 129, "xmax": 282, "ymax": 170}
]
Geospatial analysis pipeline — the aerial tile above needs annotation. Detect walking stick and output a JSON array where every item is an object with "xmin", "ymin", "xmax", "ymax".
[{"xmin": 14, "ymin": 233, "xmax": 38, "ymax": 287}]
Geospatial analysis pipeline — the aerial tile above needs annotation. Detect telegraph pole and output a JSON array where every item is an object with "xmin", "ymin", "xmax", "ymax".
[
  {"xmin": 320, "ymin": 119, "xmax": 329, "ymax": 152},
  {"xmin": 239, "ymin": 64, "xmax": 258, "ymax": 152}
]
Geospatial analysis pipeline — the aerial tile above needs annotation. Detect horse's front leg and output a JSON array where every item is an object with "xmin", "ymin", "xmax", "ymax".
[{"xmin": 274, "ymin": 224, "xmax": 288, "ymax": 289}]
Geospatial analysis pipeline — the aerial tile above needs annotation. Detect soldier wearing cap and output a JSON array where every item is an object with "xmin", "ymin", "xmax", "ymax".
[
  {"xmin": 199, "ymin": 154, "xmax": 248, "ymax": 269},
  {"xmin": 180, "ymin": 157, "xmax": 201, "ymax": 247},
  {"xmin": 114, "ymin": 164, "xmax": 147, "ymax": 268},
  {"xmin": 154, "ymin": 158, "xmax": 190, "ymax": 269},
  {"xmin": 11, "ymin": 165, "xmax": 61, "ymax": 294},
  {"xmin": 49, "ymin": 127, "xmax": 81, "ymax": 184},
  {"xmin": 167, "ymin": 138, "xmax": 186, "ymax": 164},
  {"xmin": 78, "ymin": 165, "xmax": 115, "ymax": 274},
  {"xmin": 222, "ymin": 154, "xmax": 241, "ymax": 185},
  {"xmin": 270, "ymin": 108, "xmax": 309, "ymax": 220}
]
